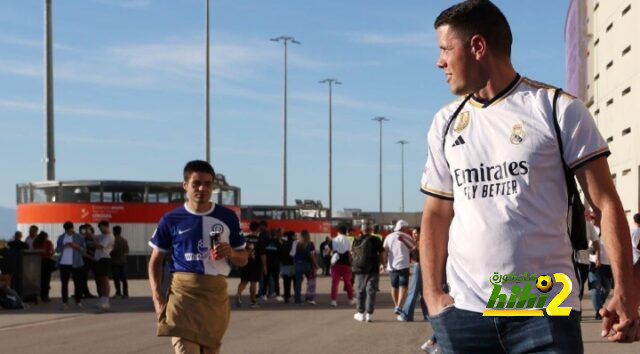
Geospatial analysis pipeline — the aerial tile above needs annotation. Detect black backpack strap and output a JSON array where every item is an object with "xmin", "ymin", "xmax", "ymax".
[
  {"xmin": 551, "ymin": 89, "xmax": 568, "ymax": 171},
  {"xmin": 441, "ymin": 94, "xmax": 472, "ymax": 165}
]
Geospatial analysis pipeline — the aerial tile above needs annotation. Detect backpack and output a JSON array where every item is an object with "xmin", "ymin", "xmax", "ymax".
[
  {"xmin": 351, "ymin": 236, "xmax": 375, "ymax": 274},
  {"xmin": 550, "ymin": 88, "xmax": 588, "ymax": 251},
  {"xmin": 441, "ymin": 88, "xmax": 588, "ymax": 251}
]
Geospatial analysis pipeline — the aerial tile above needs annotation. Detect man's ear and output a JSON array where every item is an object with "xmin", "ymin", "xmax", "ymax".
[{"xmin": 469, "ymin": 34, "xmax": 487, "ymax": 60}]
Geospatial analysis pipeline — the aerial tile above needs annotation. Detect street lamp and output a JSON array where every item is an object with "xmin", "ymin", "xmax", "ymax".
[
  {"xmin": 319, "ymin": 78, "xmax": 341, "ymax": 218},
  {"xmin": 204, "ymin": 0, "xmax": 211, "ymax": 163},
  {"xmin": 396, "ymin": 140, "xmax": 409, "ymax": 212},
  {"xmin": 372, "ymin": 117, "xmax": 389, "ymax": 213},
  {"xmin": 271, "ymin": 36, "xmax": 300, "ymax": 207},
  {"xmin": 44, "ymin": 0, "xmax": 55, "ymax": 180}
]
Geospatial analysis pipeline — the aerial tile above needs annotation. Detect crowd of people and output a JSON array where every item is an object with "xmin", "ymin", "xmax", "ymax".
[
  {"xmin": 0, "ymin": 220, "xmax": 129, "ymax": 312},
  {"xmin": 231, "ymin": 218, "xmax": 439, "ymax": 352}
]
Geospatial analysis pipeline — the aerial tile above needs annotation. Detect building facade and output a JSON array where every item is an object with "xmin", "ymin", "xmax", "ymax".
[{"xmin": 567, "ymin": 0, "xmax": 639, "ymax": 222}]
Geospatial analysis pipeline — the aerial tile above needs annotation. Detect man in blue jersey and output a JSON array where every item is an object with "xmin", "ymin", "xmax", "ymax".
[{"xmin": 148, "ymin": 160, "xmax": 247, "ymax": 354}]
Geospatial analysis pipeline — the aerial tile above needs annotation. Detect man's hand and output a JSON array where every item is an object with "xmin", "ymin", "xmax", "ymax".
[
  {"xmin": 595, "ymin": 258, "xmax": 602, "ymax": 268},
  {"xmin": 210, "ymin": 242, "xmax": 232, "ymax": 260},
  {"xmin": 600, "ymin": 292, "xmax": 640, "ymax": 342},
  {"xmin": 425, "ymin": 291, "xmax": 454, "ymax": 317},
  {"xmin": 152, "ymin": 293, "xmax": 166, "ymax": 320},
  {"xmin": 379, "ymin": 264, "xmax": 385, "ymax": 274}
]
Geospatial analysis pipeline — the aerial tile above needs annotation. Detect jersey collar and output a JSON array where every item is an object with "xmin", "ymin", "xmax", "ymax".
[
  {"xmin": 469, "ymin": 73, "xmax": 522, "ymax": 108},
  {"xmin": 184, "ymin": 202, "xmax": 216, "ymax": 216}
]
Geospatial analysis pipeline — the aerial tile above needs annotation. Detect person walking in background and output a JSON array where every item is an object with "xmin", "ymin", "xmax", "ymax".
[
  {"xmin": 78, "ymin": 224, "xmax": 97, "ymax": 299},
  {"xmin": 86, "ymin": 220, "xmax": 115, "ymax": 312},
  {"xmin": 56, "ymin": 221, "xmax": 86, "ymax": 310},
  {"xmin": 330, "ymin": 225, "xmax": 354, "ymax": 307},
  {"xmin": 8, "ymin": 231, "xmax": 28, "ymax": 252},
  {"xmin": 24, "ymin": 225, "xmax": 38, "ymax": 250},
  {"xmin": 351, "ymin": 221, "xmax": 384, "ymax": 322},
  {"xmin": 576, "ymin": 212, "xmax": 600, "ymax": 301},
  {"xmin": 382, "ymin": 220, "xmax": 415, "ymax": 315},
  {"xmin": 319, "ymin": 236, "xmax": 332, "ymax": 276},
  {"xmin": 33, "ymin": 231, "xmax": 55, "ymax": 302},
  {"xmin": 589, "ymin": 215, "xmax": 612, "ymax": 320},
  {"xmin": 631, "ymin": 213, "xmax": 640, "ymax": 267},
  {"xmin": 236, "ymin": 221, "xmax": 262, "ymax": 308},
  {"xmin": 399, "ymin": 227, "xmax": 428, "ymax": 322},
  {"xmin": 291, "ymin": 230, "xmax": 318, "ymax": 305},
  {"xmin": 110, "ymin": 225, "xmax": 129, "ymax": 299},
  {"xmin": 279, "ymin": 231, "xmax": 296, "ymax": 304},
  {"xmin": 261, "ymin": 228, "xmax": 284, "ymax": 301}
]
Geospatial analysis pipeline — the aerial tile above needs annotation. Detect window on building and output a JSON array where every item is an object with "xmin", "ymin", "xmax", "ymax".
[
  {"xmin": 606, "ymin": 60, "xmax": 613, "ymax": 69},
  {"xmin": 594, "ymin": 73, "xmax": 600, "ymax": 81},
  {"xmin": 622, "ymin": 169, "xmax": 631, "ymax": 176},
  {"xmin": 622, "ymin": 87, "xmax": 631, "ymax": 96},
  {"xmin": 594, "ymin": 2, "xmax": 599, "ymax": 11},
  {"xmin": 607, "ymin": 98, "xmax": 614, "ymax": 106},
  {"xmin": 594, "ymin": 108, "xmax": 600, "ymax": 115},
  {"xmin": 607, "ymin": 136, "xmax": 614, "ymax": 143},
  {"xmin": 594, "ymin": 38, "xmax": 600, "ymax": 46},
  {"xmin": 606, "ymin": 22, "xmax": 613, "ymax": 32},
  {"xmin": 622, "ymin": 127, "xmax": 631, "ymax": 135},
  {"xmin": 622, "ymin": 45, "xmax": 631, "ymax": 56},
  {"xmin": 622, "ymin": 4, "xmax": 631, "ymax": 16}
]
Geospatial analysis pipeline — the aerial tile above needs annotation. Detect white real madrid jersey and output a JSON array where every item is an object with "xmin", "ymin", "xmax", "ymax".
[{"xmin": 420, "ymin": 75, "xmax": 609, "ymax": 313}]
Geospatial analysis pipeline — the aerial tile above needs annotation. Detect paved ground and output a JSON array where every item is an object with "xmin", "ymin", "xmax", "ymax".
[{"xmin": 1, "ymin": 276, "xmax": 639, "ymax": 354}]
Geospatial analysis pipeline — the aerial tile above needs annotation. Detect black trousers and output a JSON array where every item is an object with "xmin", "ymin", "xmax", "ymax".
[
  {"xmin": 79, "ymin": 260, "xmax": 94, "ymax": 297},
  {"xmin": 112, "ymin": 264, "xmax": 128, "ymax": 296},
  {"xmin": 59, "ymin": 265, "xmax": 82, "ymax": 304},
  {"xmin": 40, "ymin": 259, "xmax": 55, "ymax": 301}
]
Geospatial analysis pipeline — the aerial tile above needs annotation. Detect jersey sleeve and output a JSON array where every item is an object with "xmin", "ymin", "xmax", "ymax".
[
  {"xmin": 149, "ymin": 216, "xmax": 172, "ymax": 252},
  {"xmin": 420, "ymin": 116, "xmax": 454, "ymax": 200},
  {"xmin": 228, "ymin": 213, "xmax": 246, "ymax": 250},
  {"xmin": 557, "ymin": 97, "xmax": 610, "ymax": 171}
]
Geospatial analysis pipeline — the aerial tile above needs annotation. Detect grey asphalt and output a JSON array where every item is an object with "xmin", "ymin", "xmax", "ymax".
[{"xmin": 1, "ymin": 276, "xmax": 638, "ymax": 353}]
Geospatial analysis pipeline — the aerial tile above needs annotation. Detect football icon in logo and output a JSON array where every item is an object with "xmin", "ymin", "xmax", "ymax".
[{"xmin": 536, "ymin": 275, "xmax": 553, "ymax": 293}]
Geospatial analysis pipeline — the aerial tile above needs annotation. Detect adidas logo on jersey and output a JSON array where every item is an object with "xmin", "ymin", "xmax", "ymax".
[{"xmin": 452, "ymin": 136, "xmax": 466, "ymax": 147}]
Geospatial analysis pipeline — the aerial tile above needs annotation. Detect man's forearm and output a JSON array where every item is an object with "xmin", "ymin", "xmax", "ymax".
[
  {"xmin": 230, "ymin": 249, "xmax": 248, "ymax": 267},
  {"xmin": 148, "ymin": 257, "xmax": 164, "ymax": 299},
  {"xmin": 420, "ymin": 213, "xmax": 450, "ymax": 297},
  {"xmin": 600, "ymin": 200, "xmax": 634, "ymax": 294}
]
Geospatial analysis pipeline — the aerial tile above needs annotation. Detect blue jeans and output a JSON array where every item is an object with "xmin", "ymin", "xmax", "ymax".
[
  {"xmin": 401, "ymin": 263, "xmax": 428, "ymax": 321},
  {"xmin": 589, "ymin": 264, "xmax": 612, "ymax": 313},
  {"xmin": 429, "ymin": 307, "xmax": 583, "ymax": 353},
  {"xmin": 294, "ymin": 261, "xmax": 312, "ymax": 303}
]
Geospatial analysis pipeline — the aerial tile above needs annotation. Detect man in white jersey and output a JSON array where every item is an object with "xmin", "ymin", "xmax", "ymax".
[
  {"xmin": 148, "ymin": 160, "xmax": 247, "ymax": 354},
  {"xmin": 419, "ymin": 1, "xmax": 639, "ymax": 351}
]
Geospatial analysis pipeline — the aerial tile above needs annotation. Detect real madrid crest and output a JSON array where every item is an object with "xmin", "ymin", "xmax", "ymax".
[
  {"xmin": 510, "ymin": 122, "xmax": 525, "ymax": 145},
  {"xmin": 454, "ymin": 111, "xmax": 470, "ymax": 133}
]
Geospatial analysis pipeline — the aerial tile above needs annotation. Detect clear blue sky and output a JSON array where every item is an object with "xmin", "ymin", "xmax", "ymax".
[{"xmin": 0, "ymin": 0, "xmax": 568, "ymax": 212}]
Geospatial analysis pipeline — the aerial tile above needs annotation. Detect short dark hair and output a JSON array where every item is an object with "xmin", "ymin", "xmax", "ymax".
[
  {"xmin": 338, "ymin": 225, "xmax": 347, "ymax": 235},
  {"xmin": 183, "ymin": 160, "xmax": 215, "ymax": 181},
  {"xmin": 634, "ymin": 213, "xmax": 640, "ymax": 224},
  {"xmin": 249, "ymin": 221, "xmax": 260, "ymax": 232},
  {"xmin": 98, "ymin": 220, "xmax": 109, "ymax": 228},
  {"xmin": 63, "ymin": 221, "xmax": 74, "ymax": 231},
  {"xmin": 113, "ymin": 225, "xmax": 122, "ymax": 235},
  {"xmin": 434, "ymin": 0, "xmax": 512, "ymax": 57}
]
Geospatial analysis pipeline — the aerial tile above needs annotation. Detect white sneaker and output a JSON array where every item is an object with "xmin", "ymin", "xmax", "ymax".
[
  {"xmin": 420, "ymin": 340, "xmax": 439, "ymax": 353},
  {"xmin": 349, "ymin": 298, "xmax": 356, "ymax": 305},
  {"xmin": 97, "ymin": 302, "xmax": 110, "ymax": 313},
  {"xmin": 330, "ymin": 300, "xmax": 338, "ymax": 307},
  {"xmin": 364, "ymin": 313, "xmax": 372, "ymax": 322},
  {"xmin": 276, "ymin": 296, "xmax": 284, "ymax": 302},
  {"xmin": 397, "ymin": 315, "xmax": 407, "ymax": 322},
  {"xmin": 353, "ymin": 312, "xmax": 365, "ymax": 322}
]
